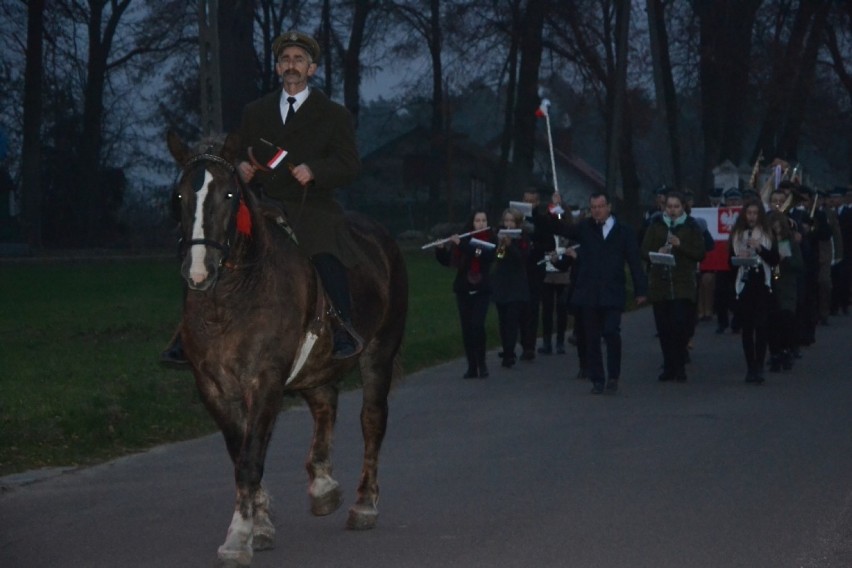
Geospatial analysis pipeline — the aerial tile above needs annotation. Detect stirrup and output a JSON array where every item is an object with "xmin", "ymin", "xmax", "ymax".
[{"xmin": 332, "ymin": 320, "xmax": 364, "ymax": 360}]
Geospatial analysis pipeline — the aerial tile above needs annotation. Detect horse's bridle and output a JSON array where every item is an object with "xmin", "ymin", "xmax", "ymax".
[{"xmin": 178, "ymin": 152, "xmax": 245, "ymax": 263}]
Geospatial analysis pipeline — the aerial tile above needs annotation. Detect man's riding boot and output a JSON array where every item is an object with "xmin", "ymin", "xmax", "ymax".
[
  {"xmin": 313, "ymin": 254, "xmax": 364, "ymax": 360},
  {"xmin": 160, "ymin": 330, "xmax": 189, "ymax": 366}
]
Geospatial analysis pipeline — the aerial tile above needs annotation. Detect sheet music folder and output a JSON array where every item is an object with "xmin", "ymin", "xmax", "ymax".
[
  {"xmin": 731, "ymin": 256, "xmax": 760, "ymax": 267},
  {"xmin": 649, "ymin": 252, "xmax": 676, "ymax": 266}
]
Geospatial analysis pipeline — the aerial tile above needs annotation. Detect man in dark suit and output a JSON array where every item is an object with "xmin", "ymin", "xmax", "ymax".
[
  {"xmin": 237, "ymin": 31, "xmax": 363, "ymax": 359},
  {"xmin": 831, "ymin": 187, "xmax": 852, "ymax": 315},
  {"xmin": 556, "ymin": 192, "xmax": 647, "ymax": 394}
]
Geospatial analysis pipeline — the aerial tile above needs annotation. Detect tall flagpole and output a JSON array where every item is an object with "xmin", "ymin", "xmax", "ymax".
[{"xmin": 537, "ymin": 98, "xmax": 559, "ymax": 195}]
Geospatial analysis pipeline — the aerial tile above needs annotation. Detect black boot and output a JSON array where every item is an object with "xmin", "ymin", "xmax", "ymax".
[
  {"xmin": 537, "ymin": 341, "xmax": 553, "ymax": 355},
  {"xmin": 768, "ymin": 355, "xmax": 781, "ymax": 373},
  {"xmin": 159, "ymin": 332, "xmax": 188, "ymax": 366},
  {"xmin": 313, "ymin": 254, "xmax": 363, "ymax": 360},
  {"xmin": 781, "ymin": 350, "xmax": 793, "ymax": 371}
]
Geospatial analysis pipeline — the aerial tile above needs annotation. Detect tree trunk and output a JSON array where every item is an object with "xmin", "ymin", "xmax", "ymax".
[
  {"xmin": 342, "ymin": 0, "xmax": 374, "ymax": 128},
  {"xmin": 199, "ymin": 0, "xmax": 223, "ymax": 135},
  {"xmin": 646, "ymin": 0, "xmax": 682, "ymax": 192},
  {"xmin": 21, "ymin": 0, "xmax": 45, "ymax": 249},
  {"xmin": 776, "ymin": 1, "xmax": 831, "ymax": 160},
  {"xmin": 697, "ymin": 0, "xmax": 762, "ymax": 193},
  {"xmin": 495, "ymin": 2, "xmax": 521, "ymax": 220},
  {"xmin": 751, "ymin": 1, "xmax": 820, "ymax": 162},
  {"xmin": 606, "ymin": 0, "xmax": 630, "ymax": 204},
  {"xmin": 427, "ymin": 0, "xmax": 444, "ymax": 206},
  {"xmin": 217, "ymin": 0, "xmax": 258, "ymax": 132},
  {"xmin": 510, "ymin": 0, "xmax": 547, "ymax": 183},
  {"xmin": 79, "ymin": 0, "xmax": 111, "ymax": 243}
]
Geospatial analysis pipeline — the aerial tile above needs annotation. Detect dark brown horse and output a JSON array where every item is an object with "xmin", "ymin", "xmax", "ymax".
[{"xmin": 166, "ymin": 131, "xmax": 408, "ymax": 567}]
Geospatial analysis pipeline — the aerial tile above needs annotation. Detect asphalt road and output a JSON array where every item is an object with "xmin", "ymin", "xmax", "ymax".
[{"xmin": 2, "ymin": 307, "xmax": 851, "ymax": 568}]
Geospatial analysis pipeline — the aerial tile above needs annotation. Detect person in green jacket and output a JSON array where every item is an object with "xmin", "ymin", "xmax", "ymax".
[{"xmin": 641, "ymin": 191, "xmax": 707, "ymax": 382}]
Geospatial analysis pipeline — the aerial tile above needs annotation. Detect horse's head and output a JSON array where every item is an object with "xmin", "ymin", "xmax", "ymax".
[{"xmin": 167, "ymin": 130, "xmax": 252, "ymax": 291}]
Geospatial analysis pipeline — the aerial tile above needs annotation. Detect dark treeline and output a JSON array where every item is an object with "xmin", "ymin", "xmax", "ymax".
[{"xmin": 0, "ymin": 0, "xmax": 850, "ymax": 248}]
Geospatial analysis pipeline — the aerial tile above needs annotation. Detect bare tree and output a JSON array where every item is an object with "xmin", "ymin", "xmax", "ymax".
[
  {"xmin": 385, "ymin": 0, "xmax": 446, "ymax": 206},
  {"xmin": 49, "ymin": 0, "xmax": 195, "ymax": 243},
  {"xmin": 751, "ymin": 0, "xmax": 832, "ymax": 162},
  {"xmin": 20, "ymin": 0, "xmax": 45, "ymax": 248},
  {"xmin": 547, "ymin": 0, "xmax": 644, "ymax": 223},
  {"xmin": 646, "ymin": 0, "xmax": 683, "ymax": 191},
  {"xmin": 510, "ymin": 0, "xmax": 547, "ymax": 182},
  {"xmin": 694, "ymin": 0, "xmax": 762, "ymax": 192}
]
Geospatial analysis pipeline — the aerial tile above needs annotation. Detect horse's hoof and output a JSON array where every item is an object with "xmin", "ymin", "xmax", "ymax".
[
  {"xmin": 252, "ymin": 522, "xmax": 275, "ymax": 551},
  {"xmin": 309, "ymin": 476, "xmax": 343, "ymax": 516},
  {"xmin": 346, "ymin": 504, "xmax": 378, "ymax": 530},
  {"xmin": 216, "ymin": 545, "xmax": 252, "ymax": 567},
  {"xmin": 310, "ymin": 485, "xmax": 343, "ymax": 516}
]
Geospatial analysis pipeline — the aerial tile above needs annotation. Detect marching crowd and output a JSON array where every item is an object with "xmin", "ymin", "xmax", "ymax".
[{"xmin": 434, "ymin": 181, "xmax": 852, "ymax": 393}]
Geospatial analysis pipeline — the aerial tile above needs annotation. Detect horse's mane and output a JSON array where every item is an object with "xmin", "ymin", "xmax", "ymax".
[{"xmin": 193, "ymin": 133, "xmax": 229, "ymax": 155}]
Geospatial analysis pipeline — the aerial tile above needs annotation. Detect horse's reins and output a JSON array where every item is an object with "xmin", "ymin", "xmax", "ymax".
[{"xmin": 179, "ymin": 152, "xmax": 244, "ymax": 263}]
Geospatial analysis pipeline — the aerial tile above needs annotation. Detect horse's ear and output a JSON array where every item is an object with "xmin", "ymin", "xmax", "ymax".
[
  {"xmin": 221, "ymin": 131, "xmax": 242, "ymax": 164},
  {"xmin": 167, "ymin": 129, "xmax": 190, "ymax": 166}
]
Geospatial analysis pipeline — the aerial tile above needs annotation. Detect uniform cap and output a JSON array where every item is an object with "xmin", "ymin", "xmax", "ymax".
[{"xmin": 273, "ymin": 31, "xmax": 321, "ymax": 62}]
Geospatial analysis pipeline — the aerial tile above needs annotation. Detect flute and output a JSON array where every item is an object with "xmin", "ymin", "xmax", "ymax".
[
  {"xmin": 421, "ymin": 227, "xmax": 492, "ymax": 250},
  {"xmin": 536, "ymin": 244, "xmax": 580, "ymax": 265}
]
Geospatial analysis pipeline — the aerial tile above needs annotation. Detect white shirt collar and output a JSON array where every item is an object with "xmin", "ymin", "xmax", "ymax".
[
  {"xmin": 280, "ymin": 87, "xmax": 310, "ymax": 123},
  {"xmin": 602, "ymin": 215, "xmax": 615, "ymax": 238}
]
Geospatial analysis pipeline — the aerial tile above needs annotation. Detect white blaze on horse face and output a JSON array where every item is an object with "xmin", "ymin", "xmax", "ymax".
[{"xmin": 189, "ymin": 170, "xmax": 213, "ymax": 285}]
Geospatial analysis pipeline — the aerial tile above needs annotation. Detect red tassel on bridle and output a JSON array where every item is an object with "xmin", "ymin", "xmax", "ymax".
[{"xmin": 236, "ymin": 199, "xmax": 252, "ymax": 237}]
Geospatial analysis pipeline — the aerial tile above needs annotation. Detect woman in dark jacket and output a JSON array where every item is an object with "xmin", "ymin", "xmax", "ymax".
[
  {"xmin": 641, "ymin": 191, "xmax": 707, "ymax": 382},
  {"xmin": 491, "ymin": 208, "xmax": 531, "ymax": 368},
  {"xmin": 436, "ymin": 210, "xmax": 495, "ymax": 378},
  {"xmin": 729, "ymin": 198, "xmax": 781, "ymax": 384}
]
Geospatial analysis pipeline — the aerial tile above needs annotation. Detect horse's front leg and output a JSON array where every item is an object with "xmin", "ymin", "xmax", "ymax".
[
  {"xmin": 301, "ymin": 383, "xmax": 343, "ymax": 516},
  {"xmin": 348, "ymin": 352, "xmax": 393, "ymax": 530},
  {"xmin": 216, "ymin": 381, "xmax": 283, "ymax": 567}
]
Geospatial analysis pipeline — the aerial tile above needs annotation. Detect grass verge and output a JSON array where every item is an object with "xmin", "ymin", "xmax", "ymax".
[{"xmin": 0, "ymin": 251, "xmax": 499, "ymax": 476}]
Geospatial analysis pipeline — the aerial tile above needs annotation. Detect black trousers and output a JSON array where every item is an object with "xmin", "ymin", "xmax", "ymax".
[
  {"xmin": 768, "ymin": 305, "xmax": 797, "ymax": 357},
  {"xmin": 831, "ymin": 260, "xmax": 850, "ymax": 312},
  {"xmin": 497, "ymin": 301, "xmax": 525, "ymax": 360},
  {"xmin": 519, "ymin": 267, "xmax": 545, "ymax": 354},
  {"xmin": 736, "ymin": 280, "xmax": 772, "ymax": 373},
  {"xmin": 540, "ymin": 282, "xmax": 569, "ymax": 347},
  {"xmin": 312, "ymin": 253, "xmax": 352, "ymax": 322},
  {"xmin": 573, "ymin": 308, "xmax": 588, "ymax": 373},
  {"xmin": 714, "ymin": 270, "xmax": 738, "ymax": 331},
  {"xmin": 456, "ymin": 292, "xmax": 490, "ymax": 373},
  {"xmin": 652, "ymin": 299, "xmax": 693, "ymax": 378},
  {"xmin": 580, "ymin": 306, "xmax": 623, "ymax": 386}
]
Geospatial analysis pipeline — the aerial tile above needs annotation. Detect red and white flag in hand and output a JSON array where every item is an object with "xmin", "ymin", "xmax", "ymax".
[{"xmin": 535, "ymin": 98, "xmax": 551, "ymax": 118}]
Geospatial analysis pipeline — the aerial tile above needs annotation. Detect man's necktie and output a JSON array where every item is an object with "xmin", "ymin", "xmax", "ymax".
[{"xmin": 285, "ymin": 96, "xmax": 296, "ymax": 124}]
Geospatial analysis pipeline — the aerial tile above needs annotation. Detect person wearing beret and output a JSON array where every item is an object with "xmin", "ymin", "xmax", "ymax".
[
  {"xmin": 789, "ymin": 186, "xmax": 831, "ymax": 346},
  {"xmin": 236, "ymin": 31, "xmax": 363, "ymax": 359}
]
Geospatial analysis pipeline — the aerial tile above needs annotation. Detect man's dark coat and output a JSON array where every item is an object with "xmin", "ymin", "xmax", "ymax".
[
  {"xmin": 238, "ymin": 88, "xmax": 361, "ymax": 265},
  {"xmin": 557, "ymin": 217, "xmax": 648, "ymax": 309}
]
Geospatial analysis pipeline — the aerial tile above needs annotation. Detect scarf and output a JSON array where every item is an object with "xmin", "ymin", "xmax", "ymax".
[
  {"xmin": 732, "ymin": 225, "xmax": 772, "ymax": 296},
  {"xmin": 663, "ymin": 212, "xmax": 687, "ymax": 228}
]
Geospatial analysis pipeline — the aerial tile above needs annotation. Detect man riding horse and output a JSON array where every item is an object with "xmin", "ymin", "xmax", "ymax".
[{"xmin": 162, "ymin": 30, "xmax": 363, "ymax": 362}]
